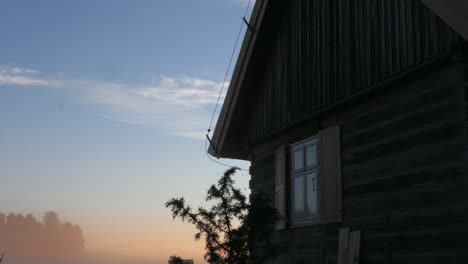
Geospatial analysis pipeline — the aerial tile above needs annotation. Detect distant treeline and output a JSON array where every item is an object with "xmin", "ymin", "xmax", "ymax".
[{"xmin": 0, "ymin": 211, "xmax": 84, "ymax": 258}]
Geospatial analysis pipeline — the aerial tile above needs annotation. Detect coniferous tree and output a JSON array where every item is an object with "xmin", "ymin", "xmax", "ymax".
[{"xmin": 166, "ymin": 167, "xmax": 279, "ymax": 264}]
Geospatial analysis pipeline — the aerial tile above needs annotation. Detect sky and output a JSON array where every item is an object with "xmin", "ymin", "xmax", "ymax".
[{"xmin": 0, "ymin": 1, "xmax": 252, "ymax": 263}]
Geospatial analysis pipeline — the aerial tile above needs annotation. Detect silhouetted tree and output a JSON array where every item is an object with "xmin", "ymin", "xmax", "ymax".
[
  {"xmin": 166, "ymin": 167, "xmax": 279, "ymax": 264},
  {"xmin": 168, "ymin": 255, "xmax": 183, "ymax": 264}
]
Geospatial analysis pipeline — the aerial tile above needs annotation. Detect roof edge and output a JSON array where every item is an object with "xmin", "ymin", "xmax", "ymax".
[{"xmin": 208, "ymin": 0, "xmax": 269, "ymax": 159}]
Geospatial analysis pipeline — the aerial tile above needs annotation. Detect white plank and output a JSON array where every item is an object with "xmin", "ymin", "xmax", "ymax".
[
  {"xmin": 347, "ymin": 230, "xmax": 361, "ymax": 264},
  {"xmin": 338, "ymin": 228, "xmax": 350, "ymax": 264}
]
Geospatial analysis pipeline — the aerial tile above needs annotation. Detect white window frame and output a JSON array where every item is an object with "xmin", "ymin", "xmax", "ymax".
[{"xmin": 290, "ymin": 136, "xmax": 320, "ymax": 225}]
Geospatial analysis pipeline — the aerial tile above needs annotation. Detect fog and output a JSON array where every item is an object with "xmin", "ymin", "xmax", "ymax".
[
  {"xmin": 0, "ymin": 211, "xmax": 83, "ymax": 259},
  {"xmin": 5, "ymin": 255, "xmax": 164, "ymax": 264},
  {"xmin": 0, "ymin": 211, "xmax": 169, "ymax": 264}
]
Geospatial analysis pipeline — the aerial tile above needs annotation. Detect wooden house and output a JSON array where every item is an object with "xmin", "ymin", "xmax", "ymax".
[{"xmin": 209, "ymin": 0, "xmax": 468, "ymax": 263}]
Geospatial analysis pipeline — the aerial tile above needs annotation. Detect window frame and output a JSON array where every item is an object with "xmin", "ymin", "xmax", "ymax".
[{"xmin": 290, "ymin": 136, "xmax": 321, "ymax": 226}]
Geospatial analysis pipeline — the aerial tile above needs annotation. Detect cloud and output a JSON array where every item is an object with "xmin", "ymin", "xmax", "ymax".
[
  {"xmin": 0, "ymin": 65, "xmax": 57, "ymax": 87},
  {"xmin": 0, "ymin": 65, "xmax": 228, "ymax": 139},
  {"xmin": 138, "ymin": 76, "xmax": 227, "ymax": 106},
  {"xmin": 73, "ymin": 77, "xmax": 228, "ymax": 139}
]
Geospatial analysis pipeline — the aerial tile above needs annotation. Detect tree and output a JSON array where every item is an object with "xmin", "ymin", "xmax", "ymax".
[
  {"xmin": 43, "ymin": 211, "xmax": 60, "ymax": 230},
  {"xmin": 166, "ymin": 167, "xmax": 279, "ymax": 264},
  {"xmin": 0, "ymin": 211, "xmax": 84, "ymax": 258},
  {"xmin": 168, "ymin": 255, "xmax": 183, "ymax": 264}
]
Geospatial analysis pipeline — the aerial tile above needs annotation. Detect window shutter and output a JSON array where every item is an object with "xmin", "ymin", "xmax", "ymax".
[
  {"xmin": 319, "ymin": 126, "xmax": 342, "ymax": 223},
  {"xmin": 275, "ymin": 145, "xmax": 286, "ymax": 230}
]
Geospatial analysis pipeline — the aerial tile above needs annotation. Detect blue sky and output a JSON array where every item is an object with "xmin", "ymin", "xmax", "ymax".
[{"xmin": 0, "ymin": 0, "xmax": 251, "ymax": 262}]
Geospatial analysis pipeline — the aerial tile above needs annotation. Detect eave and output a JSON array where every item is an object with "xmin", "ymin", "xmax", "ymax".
[{"xmin": 208, "ymin": 0, "xmax": 270, "ymax": 160}]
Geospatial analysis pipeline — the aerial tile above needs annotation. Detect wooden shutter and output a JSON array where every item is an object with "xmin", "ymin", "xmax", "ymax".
[
  {"xmin": 319, "ymin": 126, "xmax": 342, "ymax": 223},
  {"xmin": 275, "ymin": 145, "xmax": 286, "ymax": 230}
]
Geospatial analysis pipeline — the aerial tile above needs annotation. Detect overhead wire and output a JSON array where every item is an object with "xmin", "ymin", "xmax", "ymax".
[
  {"xmin": 204, "ymin": 0, "xmax": 253, "ymax": 171},
  {"xmin": 205, "ymin": 138, "xmax": 248, "ymax": 171},
  {"xmin": 207, "ymin": 0, "xmax": 253, "ymax": 132}
]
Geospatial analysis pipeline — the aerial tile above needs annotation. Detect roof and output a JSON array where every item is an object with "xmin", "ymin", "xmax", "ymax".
[
  {"xmin": 209, "ymin": 0, "xmax": 468, "ymax": 160},
  {"xmin": 208, "ymin": 0, "xmax": 272, "ymax": 159},
  {"xmin": 422, "ymin": 0, "xmax": 468, "ymax": 41}
]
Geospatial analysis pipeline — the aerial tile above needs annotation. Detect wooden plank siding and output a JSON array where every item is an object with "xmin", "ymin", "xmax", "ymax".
[
  {"xmin": 246, "ymin": 0, "xmax": 461, "ymax": 144},
  {"xmin": 248, "ymin": 63, "xmax": 468, "ymax": 263}
]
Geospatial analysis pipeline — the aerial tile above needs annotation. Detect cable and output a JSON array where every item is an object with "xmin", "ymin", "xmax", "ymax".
[
  {"xmin": 205, "ymin": 137, "xmax": 249, "ymax": 171},
  {"xmin": 204, "ymin": 0, "xmax": 253, "ymax": 171},
  {"xmin": 207, "ymin": 0, "xmax": 253, "ymax": 133}
]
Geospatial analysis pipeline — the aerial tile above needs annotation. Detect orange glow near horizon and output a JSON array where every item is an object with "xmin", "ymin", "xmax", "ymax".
[
  {"xmin": 81, "ymin": 215, "xmax": 206, "ymax": 263},
  {"xmin": 0, "ymin": 210, "xmax": 208, "ymax": 264}
]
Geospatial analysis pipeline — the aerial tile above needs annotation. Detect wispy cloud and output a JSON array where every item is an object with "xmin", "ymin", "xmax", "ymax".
[
  {"xmin": 138, "ymin": 76, "xmax": 226, "ymax": 106},
  {"xmin": 0, "ymin": 65, "xmax": 58, "ymax": 87},
  {"xmin": 76, "ymin": 77, "xmax": 228, "ymax": 138},
  {"xmin": 0, "ymin": 65, "xmax": 228, "ymax": 139}
]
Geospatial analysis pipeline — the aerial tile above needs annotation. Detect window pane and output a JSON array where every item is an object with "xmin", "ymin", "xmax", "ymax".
[
  {"xmin": 293, "ymin": 149, "xmax": 303, "ymax": 170},
  {"xmin": 306, "ymin": 172, "xmax": 318, "ymax": 216},
  {"xmin": 294, "ymin": 175, "xmax": 305, "ymax": 218},
  {"xmin": 306, "ymin": 144, "xmax": 317, "ymax": 167}
]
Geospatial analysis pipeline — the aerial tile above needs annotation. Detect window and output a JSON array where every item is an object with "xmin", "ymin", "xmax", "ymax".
[
  {"xmin": 291, "ymin": 138, "xmax": 320, "ymax": 223},
  {"xmin": 275, "ymin": 126, "xmax": 342, "ymax": 229}
]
